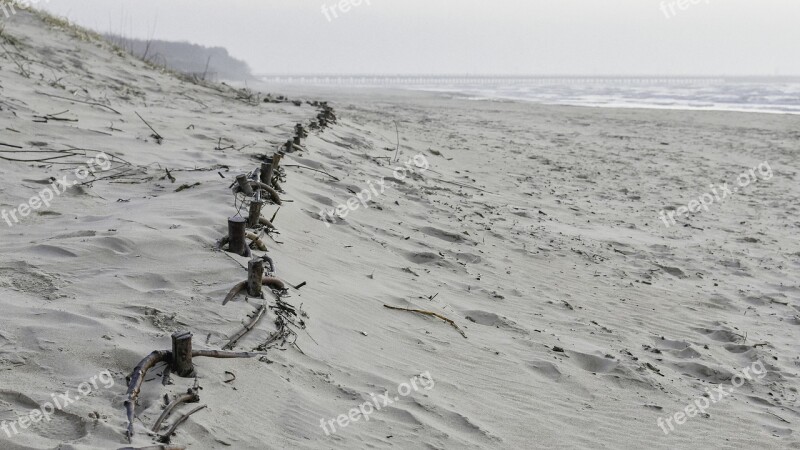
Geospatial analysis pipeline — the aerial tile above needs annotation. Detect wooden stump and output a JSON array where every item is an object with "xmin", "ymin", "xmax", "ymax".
[
  {"xmin": 293, "ymin": 136, "xmax": 302, "ymax": 146},
  {"xmin": 228, "ymin": 216, "xmax": 247, "ymax": 256},
  {"xmin": 248, "ymin": 200, "xmax": 264, "ymax": 228},
  {"xmin": 236, "ymin": 174, "xmax": 254, "ymax": 196},
  {"xmin": 260, "ymin": 159, "xmax": 274, "ymax": 185},
  {"xmin": 271, "ymin": 152, "xmax": 283, "ymax": 172},
  {"xmin": 247, "ymin": 258, "xmax": 264, "ymax": 297},
  {"xmin": 171, "ymin": 331, "xmax": 194, "ymax": 378}
]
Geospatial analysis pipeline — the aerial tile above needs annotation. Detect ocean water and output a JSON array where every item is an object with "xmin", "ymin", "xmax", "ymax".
[{"xmin": 411, "ymin": 80, "xmax": 800, "ymax": 115}]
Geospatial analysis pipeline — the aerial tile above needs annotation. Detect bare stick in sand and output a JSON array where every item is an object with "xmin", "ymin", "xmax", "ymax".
[
  {"xmin": 37, "ymin": 91, "xmax": 122, "ymax": 115},
  {"xmin": 0, "ymin": 42, "xmax": 30, "ymax": 78},
  {"xmin": 158, "ymin": 404, "xmax": 207, "ymax": 444},
  {"xmin": 383, "ymin": 305, "xmax": 467, "ymax": 338},
  {"xmin": 151, "ymin": 383, "xmax": 201, "ymax": 432},
  {"xmin": 223, "ymin": 303, "xmax": 268, "ymax": 350},
  {"xmin": 281, "ymin": 164, "xmax": 340, "ymax": 181},
  {"xmin": 135, "ymin": 111, "xmax": 164, "ymax": 143},
  {"xmin": 393, "ymin": 120, "xmax": 400, "ymax": 162},
  {"xmin": 171, "ymin": 331, "xmax": 195, "ymax": 378},
  {"xmin": 247, "ymin": 258, "xmax": 264, "ymax": 297}
]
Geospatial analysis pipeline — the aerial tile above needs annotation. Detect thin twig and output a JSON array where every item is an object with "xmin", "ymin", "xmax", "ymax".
[
  {"xmin": 281, "ymin": 164, "xmax": 340, "ymax": 181},
  {"xmin": 393, "ymin": 120, "xmax": 401, "ymax": 162},
  {"xmin": 135, "ymin": 111, "xmax": 164, "ymax": 143},
  {"xmin": 431, "ymin": 177, "xmax": 496, "ymax": 194},
  {"xmin": 36, "ymin": 91, "xmax": 121, "ymax": 115},
  {"xmin": 383, "ymin": 304, "xmax": 467, "ymax": 338}
]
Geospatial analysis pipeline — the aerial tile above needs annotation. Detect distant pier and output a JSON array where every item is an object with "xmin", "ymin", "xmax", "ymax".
[{"xmin": 254, "ymin": 75, "xmax": 800, "ymax": 86}]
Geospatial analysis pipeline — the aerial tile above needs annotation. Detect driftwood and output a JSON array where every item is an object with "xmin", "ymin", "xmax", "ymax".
[
  {"xmin": 151, "ymin": 383, "xmax": 201, "ymax": 432},
  {"xmin": 125, "ymin": 350, "xmax": 170, "ymax": 441},
  {"xmin": 158, "ymin": 405, "xmax": 207, "ymax": 444},
  {"xmin": 383, "ymin": 304, "xmax": 467, "ymax": 338},
  {"xmin": 223, "ymin": 281, "xmax": 247, "ymax": 306},
  {"xmin": 262, "ymin": 255, "xmax": 276, "ymax": 274},
  {"xmin": 233, "ymin": 182, "xmax": 281, "ymax": 204},
  {"xmin": 223, "ymin": 277, "xmax": 286, "ymax": 305},
  {"xmin": 258, "ymin": 216, "xmax": 276, "ymax": 230},
  {"xmin": 124, "ymin": 349, "xmax": 265, "ymax": 440},
  {"xmin": 223, "ymin": 303, "xmax": 268, "ymax": 350},
  {"xmin": 264, "ymin": 277, "xmax": 286, "ymax": 291},
  {"xmin": 218, "ymin": 235, "xmax": 262, "ymax": 256},
  {"xmin": 245, "ymin": 232, "xmax": 268, "ymax": 251}
]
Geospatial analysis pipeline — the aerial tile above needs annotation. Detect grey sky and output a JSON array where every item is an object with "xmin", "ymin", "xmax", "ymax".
[{"xmin": 36, "ymin": 0, "xmax": 800, "ymax": 76}]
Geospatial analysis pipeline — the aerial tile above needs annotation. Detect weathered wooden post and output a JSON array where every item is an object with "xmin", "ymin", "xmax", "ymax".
[
  {"xmin": 171, "ymin": 331, "xmax": 194, "ymax": 377},
  {"xmin": 236, "ymin": 174, "xmax": 254, "ymax": 196},
  {"xmin": 248, "ymin": 199, "xmax": 264, "ymax": 228},
  {"xmin": 271, "ymin": 152, "xmax": 283, "ymax": 172},
  {"xmin": 247, "ymin": 258, "xmax": 264, "ymax": 297},
  {"xmin": 293, "ymin": 135, "xmax": 302, "ymax": 146},
  {"xmin": 260, "ymin": 158, "xmax": 274, "ymax": 185},
  {"xmin": 228, "ymin": 216, "xmax": 247, "ymax": 255}
]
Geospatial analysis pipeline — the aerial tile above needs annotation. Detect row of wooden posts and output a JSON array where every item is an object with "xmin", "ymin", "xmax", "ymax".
[{"xmin": 122, "ymin": 121, "xmax": 312, "ymax": 446}]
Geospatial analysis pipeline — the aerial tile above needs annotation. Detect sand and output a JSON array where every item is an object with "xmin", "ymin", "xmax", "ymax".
[{"xmin": 1, "ymin": 9, "xmax": 799, "ymax": 450}]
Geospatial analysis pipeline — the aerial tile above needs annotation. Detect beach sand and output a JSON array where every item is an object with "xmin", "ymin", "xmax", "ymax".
[{"xmin": 1, "ymin": 9, "xmax": 799, "ymax": 450}]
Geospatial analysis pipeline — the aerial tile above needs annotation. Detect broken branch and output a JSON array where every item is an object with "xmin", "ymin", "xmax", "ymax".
[{"xmin": 383, "ymin": 304, "xmax": 467, "ymax": 338}]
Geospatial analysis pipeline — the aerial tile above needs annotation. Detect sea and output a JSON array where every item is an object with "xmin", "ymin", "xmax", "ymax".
[{"xmin": 257, "ymin": 75, "xmax": 800, "ymax": 115}]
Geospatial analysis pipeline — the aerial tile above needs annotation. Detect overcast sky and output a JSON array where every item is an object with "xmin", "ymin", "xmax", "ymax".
[{"xmin": 36, "ymin": 0, "xmax": 800, "ymax": 76}]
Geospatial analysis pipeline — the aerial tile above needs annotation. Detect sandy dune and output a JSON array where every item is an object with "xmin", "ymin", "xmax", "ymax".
[{"xmin": 1, "ymin": 9, "xmax": 799, "ymax": 450}]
